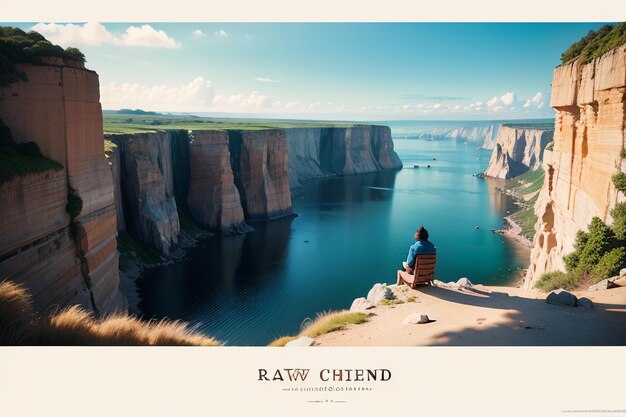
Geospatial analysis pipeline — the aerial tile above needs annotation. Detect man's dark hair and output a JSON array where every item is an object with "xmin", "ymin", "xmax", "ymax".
[{"xmin": 415, "ymin": 226, "xmax": 429, "ymax": 241}]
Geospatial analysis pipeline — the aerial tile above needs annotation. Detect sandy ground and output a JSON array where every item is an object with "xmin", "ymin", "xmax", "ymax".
[{"xmin": 315, "ymin": 284, "xmax": 626, "ymax": 346}]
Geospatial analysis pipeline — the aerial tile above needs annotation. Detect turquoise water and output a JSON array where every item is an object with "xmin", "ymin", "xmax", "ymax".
[{"xmin": 138, "ymin": 138, "xmax": 529, "ymax": 345}]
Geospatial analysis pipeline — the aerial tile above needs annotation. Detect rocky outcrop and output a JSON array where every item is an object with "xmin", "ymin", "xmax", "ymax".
[
  {"xmin": 287, "ymin": 125, "xmax": 402, "ymax": 189},
  {"xmin": 0, "ymin": 61, "xmax": 126, "ymax": 315},
  {"xmin": 106, "ymin": 144, "xmax": 126, "ymax": 231},
  {"xmin": 187, "ymin": 130, "xmax": 247, "ymax": 233},
  {"xmin": 484, "ymin": 125, "xmax": 554, "ymax": 179},
  {"xmin": 109, "ymin": 133, "xmax": 180, "ymax": 253},
  {"xmin": 286, "ymin": 128, "xmax": 325, "ymax": 189},
  {"xmin": 106, "ymin": 125, "xmax": 400, "ymax": 245},
  {"xmin": 229, "ymin": 130, "xmax": 293, "ymax": 220},
  {"xmin": 525, "ymin": 44, "xmax": 626, "ymax": 287}
]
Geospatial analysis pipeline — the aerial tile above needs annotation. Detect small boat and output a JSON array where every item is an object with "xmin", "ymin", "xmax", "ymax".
[{"xmin": 413, "ymin": 164, "xmax": 420, "ymax": 168}]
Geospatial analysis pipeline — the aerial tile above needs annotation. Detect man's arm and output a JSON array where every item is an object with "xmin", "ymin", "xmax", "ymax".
[{"xmin": 406, "ymin": 245, "xmax": 417, "ymax": 266}]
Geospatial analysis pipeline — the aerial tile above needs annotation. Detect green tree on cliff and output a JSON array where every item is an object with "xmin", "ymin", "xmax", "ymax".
[{"xmin": 0, "ymin": 26, "xmax": 85, "ymax": 86}]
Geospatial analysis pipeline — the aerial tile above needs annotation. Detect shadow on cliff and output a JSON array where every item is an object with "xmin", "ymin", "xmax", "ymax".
[{"xmin": 414, "ymin": 285, "xmax": 626, "ymax": 346}]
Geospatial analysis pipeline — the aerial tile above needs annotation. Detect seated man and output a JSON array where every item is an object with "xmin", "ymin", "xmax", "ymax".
[{"xmin": 397, "ymin": 226, "xmax": 436, "ymax": 285}]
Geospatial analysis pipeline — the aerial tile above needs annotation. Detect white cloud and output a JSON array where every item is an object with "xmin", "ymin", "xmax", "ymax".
[
  {"xmin": 31, "ymin": 22, "xmax": 180, "ymax": 49},
  {"xmin": 116, "ymin": 25, "xmax": 179, "ymax": 48},
  {"xmin": 192, "ymin": 29, "xmax": 206, "ymax": 39},
  {"xmin": 100, "ymin": 77, "xmax": 214, "ymax": 111},
  {"xmin": 254, "ymin": 77, "xmax": 281, "ymax": 83},
  {"xmin": 215, "ymin": 30, "xmax": 228, "ymax": 38},
  {"xmin": 31, "ymin": 22, "xmax": 113, "ymax": 46},
  {"xmin": 487, "ymin": 96, "xmax": 498, "ymax": 108},
  {"xmin": 524, "ymin": 92, "xmax": 545, "ymax": 109},
  {"xmin": 500, "ymin": 92, "xmax": 516, "ymax": 106},
  {"xmin": 432, "ymin": 103, "xmax": 442, "ymax": 109}
]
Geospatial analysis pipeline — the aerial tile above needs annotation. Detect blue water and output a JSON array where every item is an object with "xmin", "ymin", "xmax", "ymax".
[{"xmin": 138, "ymin": 138, "xmax": 529, "ymax": 345}]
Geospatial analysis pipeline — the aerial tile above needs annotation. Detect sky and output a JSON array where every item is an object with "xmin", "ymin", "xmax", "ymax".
[{"xmin": 9, "ymin": 22, "xmax": 611, "ymax": 120}]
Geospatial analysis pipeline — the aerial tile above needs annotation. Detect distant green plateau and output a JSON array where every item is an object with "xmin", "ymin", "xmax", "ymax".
[{"xmin": 102, "ymin": 111, "xmax": 361, "ymax": 135}]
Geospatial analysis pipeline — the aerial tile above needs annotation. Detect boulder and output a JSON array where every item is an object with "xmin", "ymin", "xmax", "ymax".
[
  {"xmin": 350, "ymin": 297, "xmax": 375, "ymax": 312},
  {"xmin": 577, "ymin": 298, "xmax": 593, "ymax": 309},
  {"xmin": 285, "ymin": 337, "xmax": 315, "ymax": 347},
  {"xmin": 587, "ymin": 278, "xmax": 617, "ymax": 292},
  {"xmin": 367, "ymin": 283, "xmax": 394, "ymax": 304},
  {"xmin": 456, "ymin": 277, "xmax": 473, "ymax": 287},
  {"xmin": 620, "ymin": 268, "xmax": 626, "ymax": 277},
  {"xmin": 546, "ymin": 289, "xmax": 578, "ymax": 307}
]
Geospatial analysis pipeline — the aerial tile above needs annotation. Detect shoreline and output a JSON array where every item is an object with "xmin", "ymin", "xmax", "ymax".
[{"xmin": 491, "ymin": 215, "xmax": 534, "ymax": 249}]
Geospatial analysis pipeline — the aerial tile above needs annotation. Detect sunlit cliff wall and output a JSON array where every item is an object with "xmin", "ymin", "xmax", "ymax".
[
  {"xmin": 484, "ymin": 125, "xmax": 554, "ymax": 179},
  {"xmin": 525, "ymin": 44, "xmax": 626, "ymax": 287}
]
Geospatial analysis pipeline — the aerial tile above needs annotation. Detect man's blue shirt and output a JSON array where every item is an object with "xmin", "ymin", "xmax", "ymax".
[{"xmin": 406, "ymin": 239, "xmax": 436, "ymax": 267}]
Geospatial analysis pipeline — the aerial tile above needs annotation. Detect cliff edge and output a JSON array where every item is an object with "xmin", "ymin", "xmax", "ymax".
[
  {"xmin": 0, "ymin": 58, "xmax": 126, "ymax": 314},
  {"xmin": 525, "ymin": 43, "xmax": 626, "ymax": 287},
  {"xmin": 484, "ymin": 124, "xmax": 554, "ymax": 179}
]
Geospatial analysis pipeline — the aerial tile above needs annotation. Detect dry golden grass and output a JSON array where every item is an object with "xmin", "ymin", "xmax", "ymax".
[
  {"xmin": 0, "ymin": 281, "xmax": 38, "ymax": 344},
  {"xmin": 268, "ymin": 310, "xmax": 368, "ymax": 346},
  {"xmin": 0, "ymin": 280, "xmax": 220, "ymax": 346},
  {"xmin": 268, "ymin": 336, "xmax": 299, "ymax": 347}
]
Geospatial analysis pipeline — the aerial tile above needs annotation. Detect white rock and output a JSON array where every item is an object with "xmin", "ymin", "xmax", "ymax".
[
  {"xmin": 587, "ymin": 278, "xmax": 617, "ymax": 291},
  {"xmin": 456, "ymin": 277, "xmax": 473, "ymax": 287},
  {"xmin": 403, "ymin": 313, "xmax": 432, "ymax": 324},
  {"xmin": 285, "ymin": 337, "xmax": 315, "ymax": 347},
  {"xmin": 620, "ymin": 268, "xmax": 626, "ymax": 277},
  {"xmin": 367, "ymin": 283, "xmax": 394, "ymax": 304},
  {"xmin": 350, "ymin": 297, "xmax": 374, "ymax": 312}
]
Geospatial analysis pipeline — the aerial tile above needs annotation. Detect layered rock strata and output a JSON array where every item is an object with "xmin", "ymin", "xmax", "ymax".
[
  {"xmin": 228, "ymin": 129, "xmax": 293, "ymax": 220},
  {"xmin": 107, "ymin": 125, "xmax": 401, "ymax": 243},
  {"xmin": 109, "ymin": 133, "xmax": 180, "ymax": 253},
  {"xmin": 0, "ymin": 61, "xmax": 126, "ymax": 314},
  {"xmin": 525, "ymin": 44, "xmax": 626, "ymax": 287},
  {"xmin": 187, "ymin": 130, "xmax": 247, "ymax": 233},
  {"xmin": 484, "ymin": 125, "xmax": 554, "ymax": 179},
  {"xmin": 287, "ymin": 125, "xmax": 402, "ymax": 189}
]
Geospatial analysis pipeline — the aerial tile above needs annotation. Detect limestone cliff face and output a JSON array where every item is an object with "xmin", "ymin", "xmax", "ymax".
[
  {"xmin": 287, "ymin": 125, "xmax": 402, "ymax": 189},
  {"xmin": 107, "ymin": 125, "xmax": 400, "ymax": 241},
  {"xmin": 484, "ymin": 125, "xmax": 554, "ymax": 179},
  {"xmin": 286, "ymin": 128, "xmax": 325, "ymax": 189},
  {"xmin": 107, "ymin": 145, "xmax": 126, "ymax": 232},
  {"xmin": 229, "ymin": 130, "xmax": 293, "ymax": 220},
  {"xmin": 187, "ymin": 130, "xmax": 247, "ymax": 233},
  {"xmin": 110, "ymin": 133, "xmax": 180, "ymax": 253},
  {"xmin": 0, "ymin": 61, "xmax": 126, "ymax": 314},
  {"xmin": 400, "ymin": 123, "xmax": 500, "ymax": 149},
  {"xmin": 371, "ymin": 125, "xmax": 403, "ymax": 169},
  {"xmin": 525, "ymin": 44, "xmax": 626, "ymax": 287}
]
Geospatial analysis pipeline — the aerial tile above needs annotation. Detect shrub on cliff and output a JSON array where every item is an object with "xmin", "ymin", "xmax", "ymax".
[
  {"xmin": 538, "ymin": 208, "xmax": 626, "ymax": 291},
  {"xmin": 0, "ymin": 26, "xmax": 85, "ymax": 86},
  {"xmin": 612, "ymin": 172, "xmax": 626, "ymax": 193},
  {"xmin": 0, "ymin": 280, "xmax": 220, "ymax": 346},
  {"xmin": 561, "ymin": 23, "xmax": 626, "ymax": 64},
  {"xmin": 612, "ymin": 203, "xmax": 626, "ymax": 240},
  {"xmin": 0, "ymin": 118, "xmax": 63, "ymax": 183}
]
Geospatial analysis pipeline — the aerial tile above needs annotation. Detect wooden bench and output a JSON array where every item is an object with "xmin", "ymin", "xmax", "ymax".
[{"xmin": 397, "ymin": 254, "xmax": 437, "ymax": 288}]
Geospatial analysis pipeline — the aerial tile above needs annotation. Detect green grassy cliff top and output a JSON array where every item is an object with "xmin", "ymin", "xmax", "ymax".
[
  {"xmin": 561, "ymin": 23, "xmax": 626, "ymax": 64},
  {"xmin": 0, "ymin": 26, "xmax": 85, "ymax": 86},
  {"xmin": 103, "ymin": 113, "xmax": 364, "ymax": 134}
]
